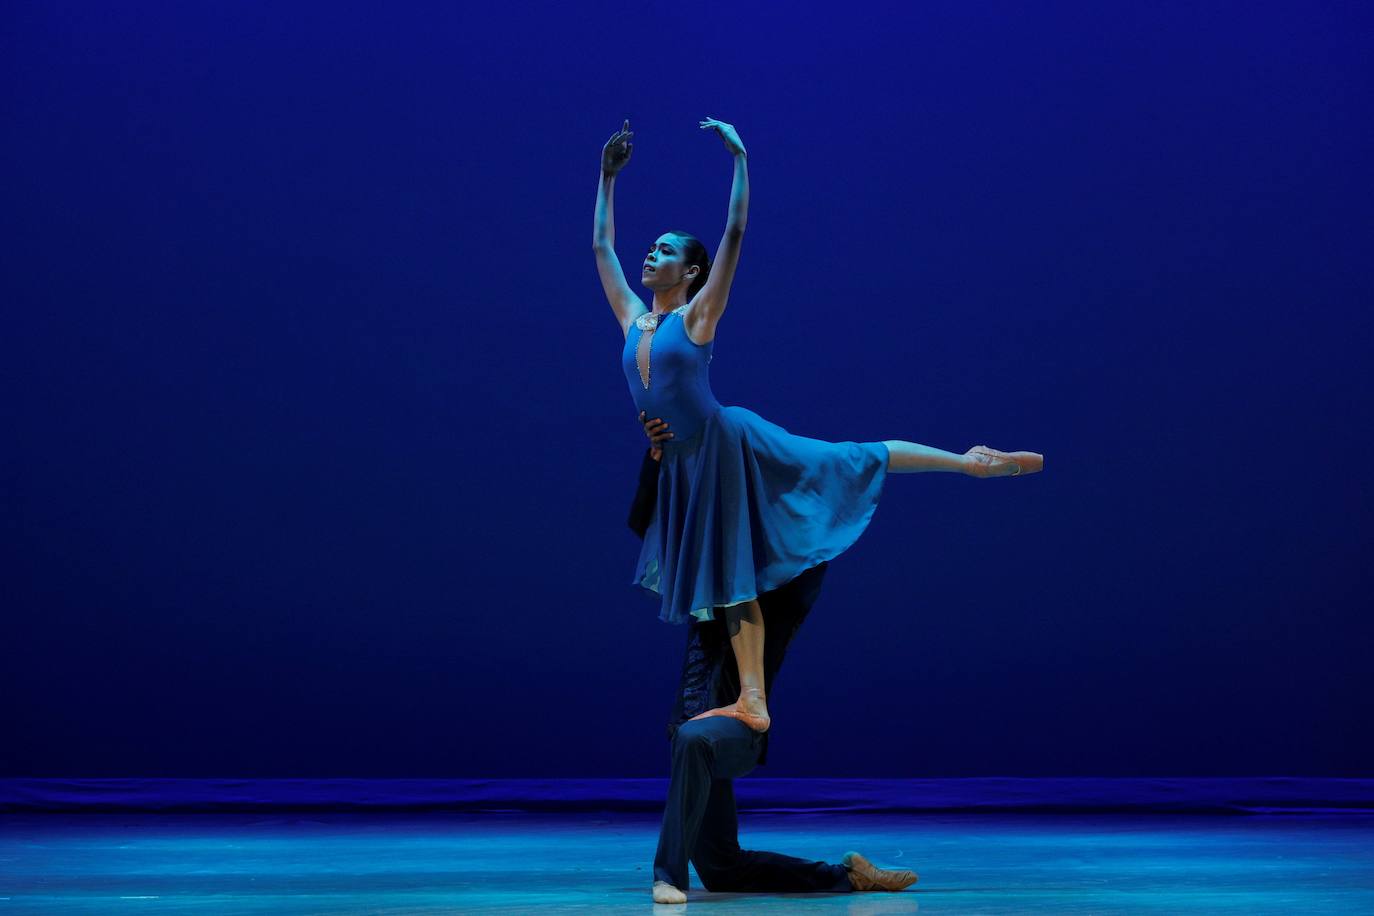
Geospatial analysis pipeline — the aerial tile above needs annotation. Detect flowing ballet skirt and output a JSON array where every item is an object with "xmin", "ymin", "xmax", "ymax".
[{"xmin": 622, "ymin": 305, "xmax": 889, "ymax": 625}]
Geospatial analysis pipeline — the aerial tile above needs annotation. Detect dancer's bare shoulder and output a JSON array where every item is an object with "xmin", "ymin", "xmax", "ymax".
[
  {"xmin": 620, "ymin": 299, "xmax": 650, "ymax": 339},
  {"xmin": 681, "ymin": 301, "xmax": 717, "ymax": 345}
]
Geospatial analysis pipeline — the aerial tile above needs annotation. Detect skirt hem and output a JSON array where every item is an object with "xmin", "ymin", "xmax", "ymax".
[{"xmin": 633, "ymin": 478, "xmax": 886, "ymax": 625}]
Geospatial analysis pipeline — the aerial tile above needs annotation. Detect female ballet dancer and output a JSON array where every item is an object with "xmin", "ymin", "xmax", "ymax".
[{"xmin": 592, "ymin": 117, "xmax": 1043, "ymax": 736}]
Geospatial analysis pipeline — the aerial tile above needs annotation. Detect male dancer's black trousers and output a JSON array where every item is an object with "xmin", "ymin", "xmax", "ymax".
[{"xmin": 652, "ymin": 715, "xmax": 853, "ymax": 893}]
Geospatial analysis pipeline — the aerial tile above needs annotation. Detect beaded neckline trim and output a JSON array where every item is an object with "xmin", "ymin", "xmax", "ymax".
[
  {"xmin": 634, "ymin": 305, "xmax": 690, "ymax": 390},
  {"xmin": 635, "ymin": 304, "xmax": 690, "ymax": 332}
]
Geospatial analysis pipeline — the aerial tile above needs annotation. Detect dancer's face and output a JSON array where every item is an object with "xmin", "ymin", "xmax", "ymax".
[{"xmin": 642, "ymin": 234, "xmax": 698, "ymax": 291}]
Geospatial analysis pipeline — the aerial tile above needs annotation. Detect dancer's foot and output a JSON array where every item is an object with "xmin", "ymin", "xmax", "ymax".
[
  {"xmin": 652, "ymin": 880, "xmax": 686, "ymax": 904},
  {"xmin": 687, "ymin": 687, "xmax": 770, "ymax": 732},
  {"xmin": 842, "ymin": 850, "xmax": 918, "ymax": 891},
  {"xmin": 965, "ymin": 445, "xmax": 1043, "ymax": 478}
]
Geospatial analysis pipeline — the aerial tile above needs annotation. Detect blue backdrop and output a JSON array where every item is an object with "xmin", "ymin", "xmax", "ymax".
[{"xmin": 5, "ymin": 1, "xmax": 1370, "ymax": 778}]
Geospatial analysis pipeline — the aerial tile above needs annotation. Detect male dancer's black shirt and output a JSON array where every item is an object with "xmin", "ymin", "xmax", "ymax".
[{"xmin": 628, "ymin": 448, "xmax": 826, "ymax": 766}]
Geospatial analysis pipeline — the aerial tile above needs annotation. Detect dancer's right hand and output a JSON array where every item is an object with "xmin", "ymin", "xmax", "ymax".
[
  {"xmin": 640, "ymin": 409, "xmax": 673, "ymax": 461},
  {"xmin": 602, "ymin": 120, "xmax": 633, "ymax": 175}
]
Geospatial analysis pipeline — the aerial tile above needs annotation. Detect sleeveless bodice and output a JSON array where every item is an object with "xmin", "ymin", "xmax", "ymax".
[{"xmin": 621, "ymin": 308, "xmax": 720, "ymax": 444}]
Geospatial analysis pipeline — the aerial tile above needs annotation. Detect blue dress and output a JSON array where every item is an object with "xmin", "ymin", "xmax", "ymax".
[{"xmin": 622, "ymin": 305, "xmax": 889, "ymax": 625}]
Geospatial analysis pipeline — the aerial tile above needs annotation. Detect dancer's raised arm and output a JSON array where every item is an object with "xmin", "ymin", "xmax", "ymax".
[
  {"xmin": 594, "ymin": 120, "xmax": 648, "ymax": 336},
  {"xmin": 685, "ymin": 118, "xmax": 749, "ymax": 343}
]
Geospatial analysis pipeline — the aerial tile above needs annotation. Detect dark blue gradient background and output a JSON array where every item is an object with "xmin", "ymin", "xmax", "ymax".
[{"xmin": 5, "ymin": 2, "xmax": 1370, "ymax": 777}]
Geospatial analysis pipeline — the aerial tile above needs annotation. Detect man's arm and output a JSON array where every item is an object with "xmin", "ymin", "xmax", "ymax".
[
  {"xmin": 627, "ymin": 412, "xmax": 674, "ymax": 538},
  {"xmin": 627, "ymin": 448, "xmax": 659, "ymax": 539}
]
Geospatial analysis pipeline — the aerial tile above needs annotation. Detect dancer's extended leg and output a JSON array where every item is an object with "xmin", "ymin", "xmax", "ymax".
[
  {"xmin": 884, "ymin": 440, "xmax": 1043, "ymax": 476},
  {"xmin": 689, "ymin": 598, "xmax": 769, "ymax": 732}
]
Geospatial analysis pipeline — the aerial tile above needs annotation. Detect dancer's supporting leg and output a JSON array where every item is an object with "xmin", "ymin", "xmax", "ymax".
[
  {"xmin": 884, "ymin": 440, "xmax": 1043, "ymax": 476},
  {"xmin": 689, "ymin": 598, "xmax": 769, "ymax": 732},
  {"xmin": 685, "ymin": 439, "xmax": 1043, "ymax": 737}
]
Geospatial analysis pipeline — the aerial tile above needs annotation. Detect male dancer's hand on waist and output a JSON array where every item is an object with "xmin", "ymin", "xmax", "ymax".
[{"xmin": 639, "ymin": 410, "xmax": 674, "ymax": 461}]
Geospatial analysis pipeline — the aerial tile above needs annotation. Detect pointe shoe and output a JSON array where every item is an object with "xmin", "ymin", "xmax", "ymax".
[
  {"xmin": 688, "ymin": 702, "xmax": 771, "ymax": 733},
  {"xmin": 842, "ymin": 850, "xmax": 918, "ymax": 891},
  {"xmin": 968, "ymin": 445, "xmax": 1043, "ymax": 477},
  {"xmin": 688, "ymin": 688, "xmax": 770, "ymax": 733},
  {"xmin": 734, "ymin": 705, "xmax": 770, "ymax": 733},
  {"xmin": 652, "ymin": 880, "xmax": 687, "ymax": 903}
]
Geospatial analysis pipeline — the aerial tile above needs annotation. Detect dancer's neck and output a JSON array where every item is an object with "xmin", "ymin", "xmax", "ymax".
[{"xmin": 651, "ymin": 295, "xmax": 689, "ymax": 315}]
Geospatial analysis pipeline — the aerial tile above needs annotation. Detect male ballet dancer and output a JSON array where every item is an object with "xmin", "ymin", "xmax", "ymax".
[{"xmin": 631, "ymin": 412, "xmax": 919, "ymax": 904}]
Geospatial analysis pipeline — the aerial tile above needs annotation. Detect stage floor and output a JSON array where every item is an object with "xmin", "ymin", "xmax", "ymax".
[{"xmin": 3, "ymin": 811, "xmax": 1372, "ymax": 913}]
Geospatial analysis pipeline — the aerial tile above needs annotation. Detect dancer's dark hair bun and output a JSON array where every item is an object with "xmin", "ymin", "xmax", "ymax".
[{"xmin": 669, "ymin": 230, "xmax": 712, "ymax": 300}]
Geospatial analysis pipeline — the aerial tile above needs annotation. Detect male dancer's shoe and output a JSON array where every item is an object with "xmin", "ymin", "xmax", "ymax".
[
  {"xmin": 842, "ymin": 850, "xmax": 918, "ymax": 891},
  {"xmin": 652, "ymin": 880, "xmax": 687, "ymax": 904}
]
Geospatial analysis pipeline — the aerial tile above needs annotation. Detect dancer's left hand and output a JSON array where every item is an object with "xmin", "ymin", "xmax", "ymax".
[{"xmin": 700, "ymin": 117, "xmax": 746, "ymax": 157}]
